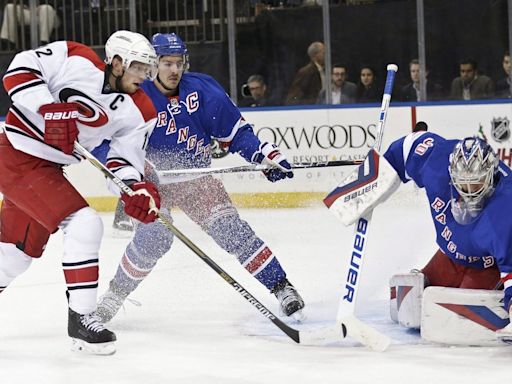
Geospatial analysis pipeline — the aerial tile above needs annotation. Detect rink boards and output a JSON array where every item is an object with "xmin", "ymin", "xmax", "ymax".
[{"xmin": 55, "ymin": 100, "xmax": 512, "ymax": 210}]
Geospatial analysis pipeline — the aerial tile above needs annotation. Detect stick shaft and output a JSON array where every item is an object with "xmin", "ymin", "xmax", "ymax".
[
  {"xmin": 155, "ymin": 159, "xmax": 360, "ymax": 182},
  {"xmin": 337, "ymin": 64, "xmax": 398, "ymax": 319}
]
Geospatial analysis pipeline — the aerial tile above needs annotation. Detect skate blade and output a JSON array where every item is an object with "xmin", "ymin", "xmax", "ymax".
[{"xmin": 71, "ymin": 338, "xmax": 116, "ymax": 356}]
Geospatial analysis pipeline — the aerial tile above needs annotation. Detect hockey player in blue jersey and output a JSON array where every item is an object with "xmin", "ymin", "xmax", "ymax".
[
  {"xmin": 96, "ymin": 33, "xmax": 305, "ymax": 322},
  {"xmin": 328, "ymin": 123, "xmax": 512, "ymax": 342},
  {"xmin": 383, "ymin": 130, "xmax": 503, "ymax": 289}
]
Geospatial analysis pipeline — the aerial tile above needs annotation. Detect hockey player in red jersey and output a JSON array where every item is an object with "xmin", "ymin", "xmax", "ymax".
[{"xmin": 0, "ymin": 30, "xmax": 161, "ymax": 355}]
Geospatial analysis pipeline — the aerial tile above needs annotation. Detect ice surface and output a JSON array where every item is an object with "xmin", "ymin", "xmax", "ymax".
[{"xmin": 0, "ymin": 186, "xmax": 509, "ymax": 383}]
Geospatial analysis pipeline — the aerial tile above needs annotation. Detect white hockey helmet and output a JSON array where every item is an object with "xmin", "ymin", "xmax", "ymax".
[{"xmin": 104, "ymin": 30, "xmax": 158, "ymax": 79}]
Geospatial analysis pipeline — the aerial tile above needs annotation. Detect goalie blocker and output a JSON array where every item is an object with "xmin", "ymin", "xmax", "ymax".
[
  {"xmin": 324, "ymin": 149, "xmax": 401, "ymax": 226},
  {"xmin": 390, "ymin": 272, "xmax": 510, "ymax": 346}
]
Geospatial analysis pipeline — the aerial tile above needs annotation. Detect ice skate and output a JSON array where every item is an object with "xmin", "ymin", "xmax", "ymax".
[
  {"xmin": 68, "ymin": 308, "xmax": 116, "ymax": 355},
  {"xmin": 96, "ymin": 287, "xmax": 126, "ymax": 323},
  {"xmin": 112, "ymin": 199, "xmax": 134, "ymax": 238},
  {"xmin": 272, "ymin": 279, "xmax": 305, "ymax": 321}
]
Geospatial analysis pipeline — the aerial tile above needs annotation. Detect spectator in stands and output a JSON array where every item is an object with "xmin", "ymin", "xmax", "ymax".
[
  {"xmin": 495, "ymin": 51, "xmax": 511, "ymax": 98},
  {"xmin": 285, "ymin": 41, "xmax": 325, "ymax": 105},
  {"xmin": 241, "ymin": 74, "xmax": 279, "ymax": 107},
  {"xmin": 0, "ymin": 1, "xmax": 59, "ymax": 47},
  {"xmin": 356, "ymin": 66, "xmax": 381, "ymax": 103},
  {"xmin": 400, "ymin": 59, "xmax": 443, "ymax": 101},
  {"xmin": 450, "ymin": 59, "xmax": 494, "ymax": 100},
  {"xmin": 317, "ymin": 63, "xmax": 357, "ymax": 104},
  {"xmin": 59, "ymin": 0, "xmax": 102, "ymax": 44}
]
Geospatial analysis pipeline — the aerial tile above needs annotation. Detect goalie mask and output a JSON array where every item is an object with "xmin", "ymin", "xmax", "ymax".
[{"xmin": 448, "ymin": 137, "xmax": 499, "ymax": 224}]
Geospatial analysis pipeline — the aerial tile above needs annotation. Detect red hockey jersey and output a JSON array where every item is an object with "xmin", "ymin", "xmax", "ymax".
[{"xmin": 3, "ymin": 41, "xmax": 156, "ymax": 184}]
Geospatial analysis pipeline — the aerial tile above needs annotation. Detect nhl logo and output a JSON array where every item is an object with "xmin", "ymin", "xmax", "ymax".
[{"xmin": 491, "ymin": 117, "xmax": 510, "ymax": 142}]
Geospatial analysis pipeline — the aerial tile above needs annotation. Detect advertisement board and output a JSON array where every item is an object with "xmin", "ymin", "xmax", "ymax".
[{"xmin": 56, "ymin": 101, "xmax": 512, "ymax": 208}]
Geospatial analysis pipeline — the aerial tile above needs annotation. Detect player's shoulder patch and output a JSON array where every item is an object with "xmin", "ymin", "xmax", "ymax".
[
  {"xmin": 130, "ymin": 89, "xmax": 157, "ymax": 122},
  {"xmin": 66, "ymin": 41, "xmax": 105, "ymax": 71}
]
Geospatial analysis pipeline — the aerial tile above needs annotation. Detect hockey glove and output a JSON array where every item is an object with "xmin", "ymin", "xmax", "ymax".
[
  {"xmin": 252, "ymin": 142, "xmax": 294, "ymax": 182},
  {"xmin": 121, "ymin": 181, "xmax": 161, "ymax": 224},
  {"xmin": 39, "ymin": 102, "xmax": 80, "ymax": 155}
]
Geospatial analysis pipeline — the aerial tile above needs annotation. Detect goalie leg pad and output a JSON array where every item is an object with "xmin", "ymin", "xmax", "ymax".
[
  {"xmin": 389, "ymin": 271, "xmax": 425, "ymax": 329},
  {"xmin": 421, "ymin": 286, "xmax": 509, "ymax": 346},
  {"xmin": 324, "ymin": 149, "xmax": 401, "ymax": 226}
]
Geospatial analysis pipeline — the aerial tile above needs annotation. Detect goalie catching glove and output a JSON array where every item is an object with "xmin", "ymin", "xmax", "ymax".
[
  {"xmin": 121, "ymin": 181, "xmax": 161, "ymax": 224},
  {"xmin": 252, "ymin": 142, "xmax": 294, "ymax": 182},
  {"xmin": 39, "ymin": 102, "xmax": 80, "ymax": 155}
]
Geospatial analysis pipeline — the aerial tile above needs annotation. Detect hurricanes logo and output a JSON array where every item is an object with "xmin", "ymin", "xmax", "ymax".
[{"xmin": 59, "ymin": 88, "xmax": 109, "ymax": 127}]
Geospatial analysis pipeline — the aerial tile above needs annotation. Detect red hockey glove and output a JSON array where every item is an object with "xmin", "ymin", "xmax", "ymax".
[
  {"xmin": 39, "ymin": 102, "xmax": 79, "ymax": 155},
  {"xmin": 121, "ymin": 181, "xmax": 161, "ymax": 224}
]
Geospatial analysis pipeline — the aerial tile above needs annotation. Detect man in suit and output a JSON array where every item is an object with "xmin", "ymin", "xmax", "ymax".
[
  {"xmin": 450, "ymin": 59, "xmax": 494, "ymax": 100},
  {"xmin": 285, "ymin": 41, "xmax": 325, "ymax": 105},
  {"xmin": 496, "ymin": 52, "xmax": 511, "ymax": 98},
  {"xmin": 318, "ymin": 63, "xmax": 357, "ymax": 104},
  {"xmin": 400, "ymin": 59, "xmax": 443, "ymax": 102}
]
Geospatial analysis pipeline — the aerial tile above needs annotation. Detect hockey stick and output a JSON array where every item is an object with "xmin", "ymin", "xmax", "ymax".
[
  {"xmin": 74, "ymin": 141, "xmax": 347, "ymax": 345},
  {"xmin": 155, "ymin": 159, "xmax": 361, "ymax": 184},
  {"xmin": 329, "ymin": 64, "xmax": 398, "ymax": 351}
]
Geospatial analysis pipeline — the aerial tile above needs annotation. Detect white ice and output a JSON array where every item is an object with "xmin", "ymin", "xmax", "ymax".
[{"xmin": 0, "ymin": 185, "xmax": 509, "ymax": 384}]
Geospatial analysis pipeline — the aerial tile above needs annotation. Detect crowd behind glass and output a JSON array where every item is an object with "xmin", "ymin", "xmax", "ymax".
[{"xmin": 0, "ymin": 0, "xmax": 510, "ymax": 107}]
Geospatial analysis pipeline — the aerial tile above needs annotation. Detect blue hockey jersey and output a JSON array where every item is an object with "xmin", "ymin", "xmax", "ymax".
[
  {"xmin": 140, "ymin": 72, "xmax": 261, "ymax": 170},
  {"xmin": 384, "ymin": 131, "xmax": 512, "ymax": 306}
]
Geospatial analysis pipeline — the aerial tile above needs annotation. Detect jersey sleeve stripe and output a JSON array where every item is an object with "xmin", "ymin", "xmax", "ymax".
[
  {"xmin": 6, "ymin": 105, "xmax": 44, "ymax": 140},
  {"xmin": 106, "ymin": 157, "xmax": 133, "ymax": 167},
  {"xmin": 4, "ymin": 125, "xmax": 43, "ymax": 141},
  {"xmin": 3, "ymin": 72, "xmax": 44, "ymax": 94},
  {"xmin": 401, "ymin": 131, "xmax": 428, "ymax": 180},
  {"xmin": 7, "ymin": 79, "xmax": 46, "ymax": 98},
  {"xmin": 216, "ymin": 117, "xmax": 247, "ymax": 143},
  {"xmin": 4, "ymin": 67, "xmax": 42, "ymax": 76}
]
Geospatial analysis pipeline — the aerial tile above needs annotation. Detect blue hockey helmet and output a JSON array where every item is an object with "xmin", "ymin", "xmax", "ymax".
[
  {"xmin": 151, "ymin": 33, "xmax": 189, "ymax": 69},
  {"xmin": 449, "ymin": 136, "xmax": 498, "ymax": 214}
]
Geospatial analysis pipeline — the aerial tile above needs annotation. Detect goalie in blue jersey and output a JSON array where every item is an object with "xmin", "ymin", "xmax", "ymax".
[
  {"xmin": 95, "ymin": 33, "xmax": 305, "ymax": 322},
  {"xmin": 327, "ymin": 122, "xmax": 512, "ymax": 343}
]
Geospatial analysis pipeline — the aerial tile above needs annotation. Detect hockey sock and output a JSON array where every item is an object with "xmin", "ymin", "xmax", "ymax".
[
  {"xmin": 111, "ymin": 219, "xmax": 173, "ymax": 296},
  {"xmin": 60, "ymin": 207, "xmax": 102, "ymax": 314},
  {"xmin": 204, "ymin": 214, "xmax": 286, "ymax": 290}
]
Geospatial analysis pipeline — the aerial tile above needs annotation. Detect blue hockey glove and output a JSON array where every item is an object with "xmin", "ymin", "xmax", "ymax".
[{"xmin": 252, "ymin": 142, "xmax": 294, "ymax": 182}]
